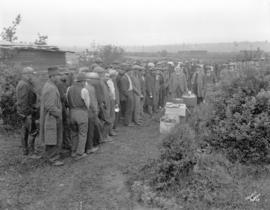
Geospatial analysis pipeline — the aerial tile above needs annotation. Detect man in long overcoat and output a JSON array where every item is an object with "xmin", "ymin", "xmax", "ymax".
[
  {"xmin": 169, "ymin": 66, "xmax": 188, "ymax": 98},
  {"xmin": 16, "ymin": 67, "xmax": 39, "ymax": 157},
  {"xmin": 40, "ymin": 67, "xmax": 64, "ymax": 166},
  {"xmin": 191, "ymin": 64, "xmax": 207, "ymax": 104},
  {"xmin": 119, "ymin": 66, "xmax": 135, "ymax": 126},
  {"xmin": 145, "ymin": 65, "xmax": 155, "ymax": 115}
]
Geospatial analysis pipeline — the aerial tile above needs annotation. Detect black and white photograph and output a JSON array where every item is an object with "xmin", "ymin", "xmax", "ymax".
[{"xmin": 1, "ymin": 0, "xmax": 270, "ymax": 209}]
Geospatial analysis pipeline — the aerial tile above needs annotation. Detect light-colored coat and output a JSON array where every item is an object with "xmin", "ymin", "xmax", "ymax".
[
  {"xmin": 39, "ymin": 80, "xmax": 62, "ymax": 145},
  {"xmin": 170, "ymin": 71, "xmax": 188, "ymax": 98}
]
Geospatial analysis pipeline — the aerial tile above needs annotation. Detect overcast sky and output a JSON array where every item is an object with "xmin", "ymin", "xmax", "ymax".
[{"xmin": 1, "ymin": 0, "xmax": 270, "ymax": 47}]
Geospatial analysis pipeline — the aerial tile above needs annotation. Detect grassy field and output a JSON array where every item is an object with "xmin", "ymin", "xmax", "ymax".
[{"xmin": 0, "ymin": 115, "xmax": 162, "ymax": 210}]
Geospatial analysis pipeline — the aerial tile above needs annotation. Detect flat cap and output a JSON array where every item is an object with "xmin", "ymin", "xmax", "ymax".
[
  {"xmin": 132, "ymin": 65, "xmax": 144, "ymax": 71},
  {"xmin": 22, "ymin": 66, "xmax": 35, "ymax": 74},
  {"xmin": 93, "ymin": 66, "xmax": 105, "ymax": 73},
  {"xmin": 48, "ymin": 66, "xmax": 60, "ymax": 76},
  {"xmin": 79, "ymin": 66, "xmax": 90, "ymax": 73},
  {"xmin": 86, "ymin": 72, "xmax": 99, "ymax": 79},
  {"xmin": 75, "ymin": 72, "xmax": 87, "ymax": 82}
]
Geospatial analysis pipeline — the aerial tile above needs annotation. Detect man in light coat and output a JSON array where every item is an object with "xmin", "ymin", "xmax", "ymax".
[
  {"xmin": 169, "ymin": 65, "xmax": 188, "ymax": 99},
  {"xmin": 40, "ymin": 67, "xmax": 64, "ymax": 166}
]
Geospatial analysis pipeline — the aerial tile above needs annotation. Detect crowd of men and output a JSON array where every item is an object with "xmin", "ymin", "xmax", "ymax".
[{"xmin": 16, "ymin": 59, "xmax": 235, "ymax": 166}]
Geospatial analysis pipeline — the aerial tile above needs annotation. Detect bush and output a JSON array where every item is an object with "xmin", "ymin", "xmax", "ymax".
[
  {"xmin": 132, "ymin": 124, "xmax": 243, "ymax": 209},
  {"xmin": 205, "ymin": 67, "xmax": 270, "ymax": 164},
  {"xmin": 0, "ymin": 64, "xmax": 21, "ymax": 128},
  {"xmin": 149, "ymin": 123, "xmax": 197, "ymax": 192}
]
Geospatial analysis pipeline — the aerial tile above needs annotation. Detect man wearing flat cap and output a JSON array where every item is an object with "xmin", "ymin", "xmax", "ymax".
[
  {"xmin": 67, "ymin": 72, "xmax": 90, "ymax": 160},
  {"xmin": 16, "ymin": 66, "xmax": 39, "ymax": 158},
  {"xmin": 56, "ymin": 68, "xmax": 73, "ymax": 152},
  {"xmin": 93, "ymin": 66, "xmax": 113, "ymax": 142},
  {"xmin": 144, "ymin": 65, "xmax": 155, "ymax": 116},
  {"xmin": 119, "ymin": 65, "xmax": 135, "ymax": 126},
  {"xmin": 191, "ymin": 64, "xmax": 206, "ymax": 105},
  {"xmin": 40, "ymin": 67, "xmax": 64, "ymax": 166},
  {"xmin": 131, "ymin": 65, "xmax": 144, "ymax": 125},
  {"xmin": 84, "ymin": 72, "xmax": 100, "ymax": 154}
]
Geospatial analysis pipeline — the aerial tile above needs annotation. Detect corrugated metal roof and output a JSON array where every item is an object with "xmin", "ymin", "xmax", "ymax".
[{"xmin": 0, "ymin": 41, "xmax": 73, "ymax": 53}]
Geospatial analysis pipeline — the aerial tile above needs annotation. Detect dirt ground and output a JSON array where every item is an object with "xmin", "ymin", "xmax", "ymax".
[{"xmin": 0, "ymin": 117, "xmax": 162, "ymax": 210}]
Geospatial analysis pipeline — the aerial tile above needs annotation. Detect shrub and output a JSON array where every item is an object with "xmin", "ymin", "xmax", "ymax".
[
  {"xmin": 132, "ymin": 123, "xmax": 242, "ymax": 209},
  {"xmin": 205, "ymin": 67, "xmax": 270, "ymax": 164},
  {"xmin": 0, "ymin": 64, "xmax": 21, "ymax": 128},
  {"xmin": 148, "ymin": 123, "xmax": 197, "ymax": 191}
]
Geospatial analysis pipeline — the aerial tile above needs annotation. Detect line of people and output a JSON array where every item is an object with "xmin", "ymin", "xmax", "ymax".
[{"xmin": 15, "ymin": 60, "xmax": 215, "ymax": 166}]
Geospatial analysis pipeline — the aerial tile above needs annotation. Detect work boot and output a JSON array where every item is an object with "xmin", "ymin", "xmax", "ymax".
[
  {"xmin": 100, "ymin": 136, "xmax": 113, "ymax": 143},
  {"xmin": 29, "ymin": 154, "xmax": 42, "ymax": 159},
  {"xmin": 51, "ymin": 160, "xmax": 64, "ymax": 166},
  {"xmin": 74, "ymin": 153, "xmax": 87, "ymax": 161},
  {"xmin": 23, "ymin": 149, "xmax": 29, "ymax": 156},
  {"xmin": 86, "ymin": 147, "xmax": 99, "ymax": 154},
  {"xmin": 109, "ymin": 131, "xmax": 117, "ymax": 136}
]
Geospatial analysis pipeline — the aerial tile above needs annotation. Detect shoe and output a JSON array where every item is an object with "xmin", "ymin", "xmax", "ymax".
[
  {"xmin": 74, "ymin": 153, "xmax": 87, "ymax": 161},
  {"xmin": 134, "ymin": 122, "xmax": 142, "ymax": 126},
  {"xmin": 86, "ymin": 147, "xmax": 99, "ymax": 154},
  {"xmin": 29, "ymin": 154, "xmax": 42, "ymax": 159},
  {"xmin": 71, "ymin": 152, "xmax": 77, "ymax": 158},
  {"xmin": 49, "ymin": 155, "xmax": 61, "ymax": 162},
  {"xmin": 109, "ymin": 131, "xmax": 117, "ymax": 136},
  {"xmin": 126, "ymin": 124, "xmax": 135, "ymax": 127},
  {"xmin": 23, "ymin": 149, "xmax": 29, "ymax": 156},
  {"xmin": 51, "ymin": 160, "xmax": 64, "ymax": 166},
  {"xmin": 100, "ymin": 136, "xmax": 113, "ymax": 143}
]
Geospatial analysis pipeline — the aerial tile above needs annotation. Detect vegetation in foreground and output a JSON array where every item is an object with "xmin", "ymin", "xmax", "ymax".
[{"xmin": 130, "ymin": 66, "xmax": 270, "ymax": 209}]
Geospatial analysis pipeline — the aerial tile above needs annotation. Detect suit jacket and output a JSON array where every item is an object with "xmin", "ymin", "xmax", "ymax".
[
  {"xmin": 39, "ymin": 80, "xmax": 62, "ymax": 145},
  {"xmin": 112, "ymin": 78, "xmax": 120, "ymax": 105},
  {"xmin": 191, "ymin": 70, "xmax": 207, "ymax": 98},
  {"xmin": 119, "ymin": 74, "xmax": 131, "ymax": 101},
  {"xmin": 170, "ymin": 71, "xmax": 188, "ymax": 97},
  {"xmin": 145, "ymin": 72, "xmax": 155, "ymax": 105},
  {"xmin": 85, "ymin": 82, "xmax": 99, "ymax": 116},
  {"xmin": 16, "ymin": 79, "xmax": 37, "ymax": 116}
]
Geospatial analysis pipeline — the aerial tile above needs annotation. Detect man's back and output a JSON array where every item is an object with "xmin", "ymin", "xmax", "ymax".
[{"xmin": 16, "ymin": 79, "xmax": 36, "ymax": 116}]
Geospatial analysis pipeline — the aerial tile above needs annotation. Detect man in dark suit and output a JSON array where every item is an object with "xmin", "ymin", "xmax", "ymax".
[{"xmin": 119, "ymin": 65, "xmax": 134, "ymax": 126}]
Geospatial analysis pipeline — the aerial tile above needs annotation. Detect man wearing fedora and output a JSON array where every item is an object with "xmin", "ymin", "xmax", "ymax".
[
  {"xmin": 67, "ymin": 72, "xmax": 90, "ymax": 160},
  {"xmin": 16, "ymin": 66, "xmax": 40, "ymax": 158},
  {"xmin": 40, "ymin": 67, "xmax": 64, "ymax": 166}
]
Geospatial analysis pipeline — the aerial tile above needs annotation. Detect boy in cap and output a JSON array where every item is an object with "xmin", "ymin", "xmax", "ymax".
[
  {"xmin": 40, "ymin": 67, "xmax": 64, "ymax": 166},
  {"xmin": 16, "ymin": 66, "xmax": 40, "ymax": 158}
]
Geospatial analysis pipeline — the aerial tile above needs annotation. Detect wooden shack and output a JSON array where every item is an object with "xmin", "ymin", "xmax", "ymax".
[{"xmin": 0, "ymin": 41, "xmax": 71, "ymax": 73}]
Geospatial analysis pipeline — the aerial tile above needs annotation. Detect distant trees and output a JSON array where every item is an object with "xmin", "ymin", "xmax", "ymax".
[
  {"xmin": 160, "ymin": 49, "xmax": 168, "ymax": 57},
  {"xmin": 97, "ymin": 45, "xmax": 125, "ymax": 64},
  {"xmin": 1, "ymin": 14, "xmax": 21, "ymax": 42},
  {"xmin": 35, "ymin": 33, "xmax": 48, "ymax": 45}
]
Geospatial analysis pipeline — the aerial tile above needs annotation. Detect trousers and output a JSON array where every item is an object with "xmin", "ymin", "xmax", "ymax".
[
  {"xmin": 133, "ymin": 93, "xmax": 141, "ymax": 123},
  {"xmin": 70, "ymin": 109, "xmax": 88, "ymax": 155},
  {"xmin": 20, "ymin": 114, "xmax": 38, "ymax": 154},
  {"xmin": 123, "ymin": 92, "xmax": 134, "ymax": 125}
]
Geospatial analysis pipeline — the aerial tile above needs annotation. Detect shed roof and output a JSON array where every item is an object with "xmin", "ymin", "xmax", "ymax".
[{"xmin": 0, "ymin": 41, "xmax": 73, "ymax": 53}]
